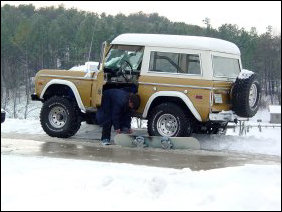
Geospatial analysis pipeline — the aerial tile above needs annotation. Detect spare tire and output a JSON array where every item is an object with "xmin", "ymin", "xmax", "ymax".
[{"xmin": 231, "ymin": 72, "xmax": 261, "ymax": 117}]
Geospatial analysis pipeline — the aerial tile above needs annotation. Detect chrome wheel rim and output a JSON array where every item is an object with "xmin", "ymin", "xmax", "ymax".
[
  {"xmin": 157, "ymin": 114, "xmax": 178, "ymax": 137},
  {"xmin": 48, "ymin": 106, "xmax": 67, "ymax": 128},
  {"xmin": 249, "ymin": 83, "xmax": 258, "ymax": 108}
]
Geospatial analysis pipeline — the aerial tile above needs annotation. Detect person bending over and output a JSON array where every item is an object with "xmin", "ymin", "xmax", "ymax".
[{"xmin": 96, "ymin": 88, "xmax": 140, "ymax": 145}]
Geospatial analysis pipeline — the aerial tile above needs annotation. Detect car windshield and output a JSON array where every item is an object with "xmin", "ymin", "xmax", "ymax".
[{"xmin": 104, "ymin": 45, "xmax": 144, "ymax": 73}]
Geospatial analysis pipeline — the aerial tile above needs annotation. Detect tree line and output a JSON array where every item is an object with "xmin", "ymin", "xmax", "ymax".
[{"xmin": 1, "ymin": 4, "xmax": 281, "ymax": 117}]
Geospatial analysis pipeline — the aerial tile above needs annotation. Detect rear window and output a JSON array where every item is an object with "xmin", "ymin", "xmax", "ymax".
[{"xmin": 213, "ymin": 56, "xmax": 240, "ymax": 78}]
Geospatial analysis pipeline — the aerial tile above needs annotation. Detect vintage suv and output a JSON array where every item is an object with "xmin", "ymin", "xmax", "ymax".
[{"xmin": 31, "ymin": 33, "xmax": 261, "ymax": 138}]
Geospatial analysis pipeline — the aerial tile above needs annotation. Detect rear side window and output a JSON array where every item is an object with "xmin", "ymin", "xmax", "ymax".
[
  {"xmin": 213, "ymin": 56, "xmax": 240, "ymax": 78},
  {"xmin": 149, "ymin": 51, "xmax": 201, "ymax": 75}
]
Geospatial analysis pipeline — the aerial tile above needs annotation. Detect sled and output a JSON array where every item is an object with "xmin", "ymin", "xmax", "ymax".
[{"xmin": 114, "ymin": 134, "xmax": 200, "ymax": 150}]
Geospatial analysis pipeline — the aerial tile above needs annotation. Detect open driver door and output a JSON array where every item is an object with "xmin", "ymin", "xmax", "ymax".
[{"xmin": 91, "ymin": 41, "xmax": 110, "ymax": 108}]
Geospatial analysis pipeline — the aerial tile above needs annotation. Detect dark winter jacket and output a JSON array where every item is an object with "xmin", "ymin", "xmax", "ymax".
[{"xmin": 96, "ymin": 89, "xmax": 132, "ymax": 130}]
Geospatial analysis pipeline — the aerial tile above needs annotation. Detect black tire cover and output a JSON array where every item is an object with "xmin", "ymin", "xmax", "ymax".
[{"xmin": 231, "ymin": 73, "xmax": 261, "ymax": 117}]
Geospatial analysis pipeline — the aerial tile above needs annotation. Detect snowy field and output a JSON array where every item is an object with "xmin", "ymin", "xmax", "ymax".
[
  {"xmin": 1, "ymin": 109, "xmax": 281, "ymax": 211},
  {"xmin": 1, "ymin": 155, "xmax": 281, "ymax": 211}
]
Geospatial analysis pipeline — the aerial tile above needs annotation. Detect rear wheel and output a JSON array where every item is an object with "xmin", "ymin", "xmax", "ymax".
[
  {"xmin": 147, "ymin": 103, "xmax": 192, "ymax": 137},
  {"xmin": 40, "ymin": 96, "xmax": 81, "ymax": 138}
]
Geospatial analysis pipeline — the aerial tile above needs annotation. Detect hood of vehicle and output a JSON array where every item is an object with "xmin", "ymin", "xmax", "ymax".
[{"xmin": 36, "ymin": 69, "xmax": 88, "ymax": 78}]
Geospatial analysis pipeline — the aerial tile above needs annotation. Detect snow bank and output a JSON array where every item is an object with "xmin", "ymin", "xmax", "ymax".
[
  {"xmin": 237, "ymin": 69, "xmax": 254, "ymax": 79},
  {"xmin": 269, "ymin": 105, "xmax": 281, "ymax": 114},
  {"xmin": 1, "ymin": 154, "xmax": 280, "ymax": 211},
  {"xmin": 1, "ymin": 118, "xmax": 45, "ymax": 134},
  {"xmin": 249, "ymin": 108, "xmax": 271, "ymax": 123},
  {"xmin": 198, "ymin": 127, "xmax": 281, "ymax": 156}
]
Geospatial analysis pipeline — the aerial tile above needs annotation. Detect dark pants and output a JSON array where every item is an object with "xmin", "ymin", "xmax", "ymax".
[
  {"xmin": 101, "ymin": 120, "xmax": 129, "ymax": 140},
  {"xmin": 101, "ymin": 120, "xmax": 112, "ymax": 140}
]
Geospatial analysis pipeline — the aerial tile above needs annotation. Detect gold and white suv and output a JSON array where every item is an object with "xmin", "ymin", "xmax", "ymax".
[{"xmin": 31, "ymin": 33, "xmax": 261, "ymax": 138}]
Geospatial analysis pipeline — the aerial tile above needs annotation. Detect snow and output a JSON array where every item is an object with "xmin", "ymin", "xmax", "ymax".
[
  {"xmin": 132, "ymin": 112, "xmax": 281, "ymax": 156},
  {"xmin": 269, "ymin": 105, "xmax": 281, "ymax": 114},
  {"xmin": 1, "ymin": 109, "xmax": 281, "ymax": 156},
  {"xmin": 196, "ymin": 109, "xmax": 281, "ymax": 156},
  {"xmin": 1, "ymin": 154, "xmax": 280, "ymax": 211},
  {"xmin": 1, "ymin": 118, "xmax": 45, "ymax": 134},
  {"xmin": 112, "ymin": 33, "xmax": 240, "ymax": 55},
  {"xmin": 198, "ymin": 128, "xmax": 281, "ymax": 156},
  {"xmin": 237, "ymin": 69, "xmax": 254, "ymax": 79},
  {"xmin": 249, "ymin": 108, "xmax": 271, "ymax": 123},
  {"xmin": 1, "ymin": 109, "xmax": 281, "ymax": 210},
  {"xmin": 69, "ymin": 61, "xmax": 99, "ymax": 72}
]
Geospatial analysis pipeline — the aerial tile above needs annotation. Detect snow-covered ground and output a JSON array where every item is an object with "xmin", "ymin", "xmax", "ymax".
[
  {"xmin": 1, "ymin": 154, "xmax": 280, "ymax": 211},
  {"xmin": 1, "ymin": 109, "xmax": 281, "ymax": 210},
  {"xmin": 2, "ymin": 109, "xmax": 281, "ymax": 156}
]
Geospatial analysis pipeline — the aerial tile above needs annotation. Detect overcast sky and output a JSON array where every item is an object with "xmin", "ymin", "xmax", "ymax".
[{"xmin": 1, "ymin": 1, "xmax": 281, "ymax": 35}]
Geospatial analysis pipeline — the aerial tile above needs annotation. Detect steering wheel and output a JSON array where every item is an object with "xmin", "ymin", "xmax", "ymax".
[{"xmin": 117, "ymin": 60, "xmax": 133, "ymax": 82}]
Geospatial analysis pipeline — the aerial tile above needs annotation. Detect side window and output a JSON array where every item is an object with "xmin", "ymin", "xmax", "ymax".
[
  {"xmin": 187, "ymin": 55, "xmax": 201, "ymax": 75},
  {"xmin": 149, "ymin": 51, "xmax": 201, "ymax": 75},
  {"xmin": 149, "ymin": 52, "xmax": 180, "ymax": 73}
]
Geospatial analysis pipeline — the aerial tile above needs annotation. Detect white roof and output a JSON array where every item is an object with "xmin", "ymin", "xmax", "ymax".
[
  {"xmin": 269, "ymin": 105, "xmax": 281, "ymax": 114},
  {"xmin": 111, "ymin": 33, "xmax": 240, "ymax": 55}
]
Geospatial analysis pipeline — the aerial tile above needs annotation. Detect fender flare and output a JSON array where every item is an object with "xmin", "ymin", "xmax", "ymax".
[
  {"xmin": 40, "ymin": 79, "xmax": 86, "ymax": 113},
  {"xmin": 142, "ymin": 91, "xmax": 202, "ymax": 122}
]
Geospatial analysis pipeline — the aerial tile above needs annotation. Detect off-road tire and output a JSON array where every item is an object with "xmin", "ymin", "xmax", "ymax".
[
  {"xmin": 40, "ymin": 96, "xmax": 81, "ymax": 138},
  {"xmin": 147, "ymin": 102, "xmax": 192, "ymax": 137},
  {"xmin": 232, "ymin": 73, "xmax": 261, "ymax": 117}
]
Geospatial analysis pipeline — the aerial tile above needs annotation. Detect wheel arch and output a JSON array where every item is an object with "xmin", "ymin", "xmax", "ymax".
[
  {"xmin": 143, "ymin": 91, "xmax": 202, "ymax": 122},
  {"xmin": 40, "ymin": 79, "xmax": 86, "ymax": 113}
]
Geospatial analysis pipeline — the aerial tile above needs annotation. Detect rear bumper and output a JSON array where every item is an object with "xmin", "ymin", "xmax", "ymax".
[
  {"xmin": 31, "ymin": 93, "xmax": 41, "ymax": 101},
  {"xmin": 209, "ymin": 111, "xmax": 239, "ymax": 123}
]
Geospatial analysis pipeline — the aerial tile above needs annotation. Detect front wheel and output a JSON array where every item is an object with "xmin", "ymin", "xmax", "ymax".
[
  {"xmin": 40, "ymin": 96, "xmax": 81, "ymax": 138},
  {"xmin": 147, "ymin": 103, "xmax": 192, "ymax": 137}
]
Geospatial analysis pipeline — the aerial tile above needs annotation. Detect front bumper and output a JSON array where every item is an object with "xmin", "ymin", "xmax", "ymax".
[{"xmin": 209, "ymin": 110, "xmax": 239, "ymax": 123}]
